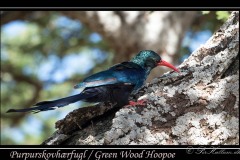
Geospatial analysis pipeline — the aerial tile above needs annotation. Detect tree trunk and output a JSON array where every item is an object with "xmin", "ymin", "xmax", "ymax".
[{"xmin": 42, "ymin": 11, "xmax": 239, "ymax": 145}]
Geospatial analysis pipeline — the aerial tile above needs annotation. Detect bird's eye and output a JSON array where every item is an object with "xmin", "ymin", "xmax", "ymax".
[
  {"xmin": 144, "ymin": 58, "xmax": 156, "ymax": 68},
  {"xmin": 153, "ymin": 59, "xmax": 159, "ymax": 64}
]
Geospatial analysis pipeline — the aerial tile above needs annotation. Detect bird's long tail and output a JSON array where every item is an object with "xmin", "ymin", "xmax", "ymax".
[{"xmin": 6, "ymin": 92, "xmax": 93, "ymax": 113}]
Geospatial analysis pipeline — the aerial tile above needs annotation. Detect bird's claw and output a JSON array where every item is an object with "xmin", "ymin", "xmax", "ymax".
[{"xmin": 124, "ymin": 99, "xmax": 147, "ymax": 107}]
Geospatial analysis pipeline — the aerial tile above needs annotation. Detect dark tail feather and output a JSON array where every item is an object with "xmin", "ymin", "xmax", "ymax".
[{"xmin": 6, "ymin": 93, "xmax": 91, "ymax": 113}]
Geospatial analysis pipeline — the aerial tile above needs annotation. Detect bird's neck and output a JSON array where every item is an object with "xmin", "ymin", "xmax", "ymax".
[
  {"xmin": 131, "ymin": 57, "xmax": 144, "ymax": 66},
  {"xmin": 130, "ymin": 59, "xmax": 152, "ymax": 76},
  {"xmin": 145, "ymin": 67, "xmax": 152, "ymax": 75}
]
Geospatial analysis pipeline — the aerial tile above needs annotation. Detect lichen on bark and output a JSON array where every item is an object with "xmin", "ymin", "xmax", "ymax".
[{"xmin": 42, "ymin": 11, "xmax": 239, "ymax": 145}]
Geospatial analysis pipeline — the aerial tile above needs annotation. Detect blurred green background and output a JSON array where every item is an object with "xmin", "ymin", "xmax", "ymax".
[{"xmin": 1, "ymin": 11, "xmax": 229, "ymax": 145}]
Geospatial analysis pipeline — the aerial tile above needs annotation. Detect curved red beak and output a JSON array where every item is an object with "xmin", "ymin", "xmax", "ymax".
[{"xmin": 157, "ymin": 60, "xmax": 179, "ymax": 72}]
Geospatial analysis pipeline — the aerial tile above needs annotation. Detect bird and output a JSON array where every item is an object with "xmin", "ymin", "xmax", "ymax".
[{"xmin": 6, "ymin": 50, "xmax": 179, "ymax": 113}]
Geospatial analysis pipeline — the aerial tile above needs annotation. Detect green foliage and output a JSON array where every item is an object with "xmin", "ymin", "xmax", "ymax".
[
  {"xmin": 202, "ymin": 11, "xmax": 230, "ymax": 22},
  {"xmin": 216, "ymin": 11, "xmax": 230, "ymax": 22},
  {"xmin": 202, "ymin": 11, "xmax": 210, "ymax": 15},
  {"xmin": 1, "ymin": 12, "xmax": 111, "ymax": 145}
]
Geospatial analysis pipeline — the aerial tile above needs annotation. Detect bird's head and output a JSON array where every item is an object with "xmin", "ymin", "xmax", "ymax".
[{"xmin": 131, "ymin": 50, "xmax": 179, "ymax": 74}]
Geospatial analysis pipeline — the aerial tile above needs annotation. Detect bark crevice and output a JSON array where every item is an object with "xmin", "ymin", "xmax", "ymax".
[{"xmin": 42, "ymin": 11, "xmax": 239, "ymax": 145}]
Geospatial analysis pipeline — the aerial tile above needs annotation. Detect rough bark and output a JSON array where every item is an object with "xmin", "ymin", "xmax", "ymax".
[{"xmin": 42, "ymin": 11, "xmax": 239, "ymax": 145}]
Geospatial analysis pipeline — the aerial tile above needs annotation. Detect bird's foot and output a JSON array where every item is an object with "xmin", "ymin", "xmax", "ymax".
[{"xmin": 124, "ymin": 99, "xmax": 147, "ymax": 107}]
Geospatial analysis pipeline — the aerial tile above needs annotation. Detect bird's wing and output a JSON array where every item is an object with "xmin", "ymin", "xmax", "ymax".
[
  {"xmin": 109, "ymin": 61, "xmax": 142, "ymax": 70},
  {"xmin": 74, "ymin": 62, "xmax": 141, "ymax": 89}
]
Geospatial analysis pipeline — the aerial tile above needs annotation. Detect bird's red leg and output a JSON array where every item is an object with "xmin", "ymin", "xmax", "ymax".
[{"xmin": 124, "ymin": 99, "xmax": 147, "ymax": 107}]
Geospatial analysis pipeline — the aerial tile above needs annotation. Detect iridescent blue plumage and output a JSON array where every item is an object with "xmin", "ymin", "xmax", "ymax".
[
  {"xmin": 74, "ymin": 61, "xmax": 146, "ymax": 93},
  {"xmin": 7, "ymin": 50, "xmax": 179, "ymax": 113}
]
